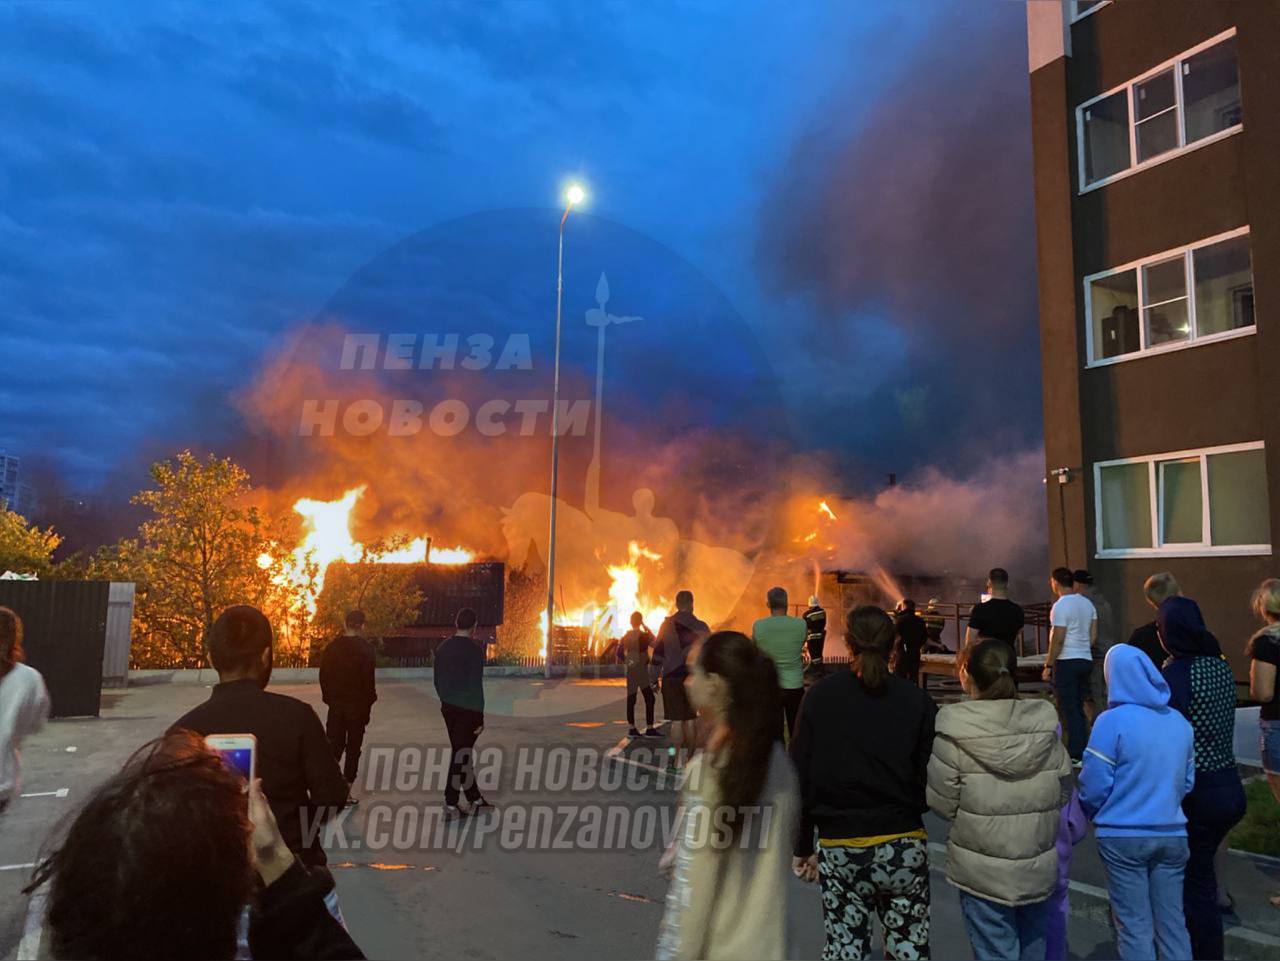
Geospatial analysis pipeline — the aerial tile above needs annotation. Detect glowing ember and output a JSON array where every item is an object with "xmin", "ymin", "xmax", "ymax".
[{"xmin": 818, "ymin": 500, "xmax": 838, "ymax": 521}]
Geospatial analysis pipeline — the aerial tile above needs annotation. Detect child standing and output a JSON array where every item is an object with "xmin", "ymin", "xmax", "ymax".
[
  {"xmin": 1079, "ymin": 644, "xmax": 1195, "ymax": 961},
  {"xmin": 928, "ymin": 639, "xmax": 1072, "ymax": 961},
  {"xmin": 1045, "ymin": 788, "xmax": 1087, "ymax": 961}
]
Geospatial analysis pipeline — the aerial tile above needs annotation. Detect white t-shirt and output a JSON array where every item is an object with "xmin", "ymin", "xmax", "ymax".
[{"xmin": 1050, "ymin": 593, "xmax": 1097, "ymax": 661}]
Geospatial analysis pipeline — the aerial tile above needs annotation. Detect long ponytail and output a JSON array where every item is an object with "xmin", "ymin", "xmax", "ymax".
[{"xmin": 845, "ymin": 605, "xmax": 894, "ymax": 693}]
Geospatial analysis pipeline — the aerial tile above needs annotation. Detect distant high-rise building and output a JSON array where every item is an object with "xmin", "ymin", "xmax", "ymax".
[
  {"xmin": 0, "ymin": 450, "xmax": 20, "ymax": 513},
  {"xmin": 14, "ymin": 483, "xmax": 39, "ymax": 518},
  {"xmin": 1026, "ymin": 0, "xmax": 1278, "ymax": 673}
]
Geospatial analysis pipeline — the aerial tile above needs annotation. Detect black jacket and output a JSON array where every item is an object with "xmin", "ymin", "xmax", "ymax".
[
  {"xmin": 653, "ymin": 610, "xmax": 709, "ymax": 679},
  {"xmin": 320, "ymin": 634, "xmax": 377, "ymax": 711},
  {"xmin": 250, "ymin": 860, "xmax": 365, "ymax": 959},
  {"xmin": 172, "ymin": 680, "xmax": 350, "ymax": 866},
  {"xmin": 894, "ymin": 612, "xmax": 929, "ymax": 654},
  {"xmin": 790, "ymin": 670, "xmax": 938, "ymax": 856},
  {"xmin": 434, "ymin": 635, "xmax": 485, "ymax": 713}
]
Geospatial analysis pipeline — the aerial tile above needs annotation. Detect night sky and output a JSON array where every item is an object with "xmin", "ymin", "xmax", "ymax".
[{"xmin": 0, "ymin": 2, "xmax": 1042, "ymax": 514}]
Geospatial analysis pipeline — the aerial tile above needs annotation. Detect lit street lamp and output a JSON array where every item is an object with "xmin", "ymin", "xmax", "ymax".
[{"xmin": 545, "ymin": 181, "xmax": 586, "ymax": 678}]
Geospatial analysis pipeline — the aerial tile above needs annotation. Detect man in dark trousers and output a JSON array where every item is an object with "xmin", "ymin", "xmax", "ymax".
[
  {"xmin": 319, "ymin": 609, "xmax": 377, "ymax": 794},
  {"xmin": 172, "ymin": 606, "xmax": 351, "ymax": 875},
  {"xmin": 434, "ymin": 607, "xmax": 492, "ymax": 818},
  {"xmin": 893, "ymin": 599, "xmax": 929, "ymax": 686}
]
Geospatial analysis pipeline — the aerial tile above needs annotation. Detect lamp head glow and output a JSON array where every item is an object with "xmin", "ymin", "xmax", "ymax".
[{"xmin": 565, "ymin": 183, "xmax": 586, "ymax": 206}]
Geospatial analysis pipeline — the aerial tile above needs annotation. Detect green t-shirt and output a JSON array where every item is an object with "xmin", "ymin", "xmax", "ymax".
[{"xmin": 752, "ymin": 615, "xmax": 807, "ymax": 690}]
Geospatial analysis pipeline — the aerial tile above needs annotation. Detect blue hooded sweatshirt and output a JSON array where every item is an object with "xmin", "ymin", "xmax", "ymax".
[{"xmin": 1079, "ymin": 644, "xmax": 1195, "ymax": 837}]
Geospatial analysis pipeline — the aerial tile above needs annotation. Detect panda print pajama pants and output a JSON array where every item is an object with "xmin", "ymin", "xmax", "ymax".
[{"xmin": 816, "ymin": 836, "xmax": 931, "ymax": 960}]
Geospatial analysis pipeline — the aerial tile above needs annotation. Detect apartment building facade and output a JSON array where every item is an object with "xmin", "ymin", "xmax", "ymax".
[{"xmin": 1027, "ymin": 0, "xmax": 1280, "ymax": 675}]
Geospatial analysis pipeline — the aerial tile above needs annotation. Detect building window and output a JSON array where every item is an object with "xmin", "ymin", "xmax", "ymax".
[
  {"xmin": 1085, "ymin": 228, "xmax": 1254, "ymax": 366},
  {"xmin": 1078, "ymin": 32, "xmax": 1241, "ymax": 190},
  {"xmin": 1083, "ymin": 89, "xmax": 1130, "ymax": 184},
  {"xmin": 1095, "ymin": 443, "xmax": 1271, "ymax": 557},
  {"xmin": 1194, "ymin": 233, "xmax": 1253, "ymax": 337}
]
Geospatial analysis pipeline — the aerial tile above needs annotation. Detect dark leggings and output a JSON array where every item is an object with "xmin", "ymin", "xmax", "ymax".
[
  {"xmin": 1184, "ymin": 771, "xmax": 1246, "ymax": 960},
  {"xmin": 627, "ymin": 684, "xmax": 655, "ymax": 728}
]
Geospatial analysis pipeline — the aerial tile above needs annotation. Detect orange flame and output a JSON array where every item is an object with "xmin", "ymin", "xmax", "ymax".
[
  {"xmin": 537, "ymin": 541, "xmax": 670, "ymax": 660},
  {"xmin": 263, "ymin": 485, "xmax": 474, "ymax": 614}
]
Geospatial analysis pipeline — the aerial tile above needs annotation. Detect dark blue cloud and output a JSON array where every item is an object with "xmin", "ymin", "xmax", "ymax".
[{"xmin": 0, "ymin": 0, "xmax": 1034, "ymax": 506}]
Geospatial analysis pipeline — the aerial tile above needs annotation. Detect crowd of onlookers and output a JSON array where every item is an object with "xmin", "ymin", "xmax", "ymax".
[
  {"xmin": 2, "ymin": 561, "xmax": 1279, "ymax": 960},
  {"xmin": 652, "ymin": 571, "xmax": 1280, "ymax": 961}
]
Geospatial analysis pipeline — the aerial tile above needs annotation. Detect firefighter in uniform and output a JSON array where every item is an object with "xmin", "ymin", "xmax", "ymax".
[{"xmin": 802, "ymin": 595, "xmax": 827, "ymax": 665}]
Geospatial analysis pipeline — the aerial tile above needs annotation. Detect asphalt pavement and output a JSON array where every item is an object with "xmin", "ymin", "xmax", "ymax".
[{"xmin": 3, "ymin": 676, "xmax": 1126, "ymax": 960}]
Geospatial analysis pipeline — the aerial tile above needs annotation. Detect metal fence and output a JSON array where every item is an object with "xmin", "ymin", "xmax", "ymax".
[
  {"xmin": 382, "ymin": 600, "xmax": 1055, "ymax": 670},
  {"xmin": 102, "ymin": 582, "xmax": 135, "ymax": 686},
  {"xmin": 0, "ymin": 579, "xmax": 110, "ymax": 717}
]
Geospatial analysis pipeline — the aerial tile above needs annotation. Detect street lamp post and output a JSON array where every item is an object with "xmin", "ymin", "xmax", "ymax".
[{"xmin": 545, "ymin": 182, "xmax": 586, "ymax": 679}]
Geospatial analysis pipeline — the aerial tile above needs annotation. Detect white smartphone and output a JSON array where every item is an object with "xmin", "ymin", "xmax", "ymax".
[{"xmin": 205, "ymin": 734, "xmax": 256, "ymax": 784}]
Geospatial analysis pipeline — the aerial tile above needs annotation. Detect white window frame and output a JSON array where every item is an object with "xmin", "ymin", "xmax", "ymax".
[
  {"xmin": 1076, "ymin": 29, "xmax": 1241, "ymax": 194},
  {"xmin": 1094, "ymin": 441, "xmax": 1271, "ymax": 558},
  {"xmin": 1083, "ymin": 226, "xmax": 1254, "ymax": 368},
  {"xmin": 1070, "ymin": 0, "xmax": 1111, "ymax": 23}
]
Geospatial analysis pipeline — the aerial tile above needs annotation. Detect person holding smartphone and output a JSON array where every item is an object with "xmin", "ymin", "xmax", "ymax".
[
  {"xmin": 28, "ymin": 730, "xmax": 364, "ymax": 960},
  {"xmin": 172, "ymin": 606, "xmax": 350, "ymax": 874}
]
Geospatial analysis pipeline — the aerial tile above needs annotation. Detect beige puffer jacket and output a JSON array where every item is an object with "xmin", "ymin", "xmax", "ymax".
[{"xmin": 927, "ymin": 697, "xmax": 1072, "ymax": 906}]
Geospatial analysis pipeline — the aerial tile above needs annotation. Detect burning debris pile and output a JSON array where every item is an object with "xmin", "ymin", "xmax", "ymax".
[{"xmin": 249, "ymin": 462, "xmax": 1047, "ymax": 663}]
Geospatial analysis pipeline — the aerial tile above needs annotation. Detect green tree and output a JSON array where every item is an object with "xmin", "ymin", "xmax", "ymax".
[
  {"xmin": 0, "ymin": 509, "xmax": 61, "ymax": 576},
  {"xmin": 310, "ymin": 537, "xmax": 424, "ymax": 663},
  {"xmin": 94, "ymin": 450, "xmax": 284, "ymax": 668}
]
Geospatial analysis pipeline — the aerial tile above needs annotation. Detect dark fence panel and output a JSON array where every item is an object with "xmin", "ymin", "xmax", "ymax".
[{"xmin": 0, "ymin": 580, "xmax": 109, "ymax": 717}]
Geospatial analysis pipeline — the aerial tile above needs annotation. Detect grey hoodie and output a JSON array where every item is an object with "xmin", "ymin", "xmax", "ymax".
[{"xmin": 927, "ymin": 697, "xmax": 1072, "ymax": 906}]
